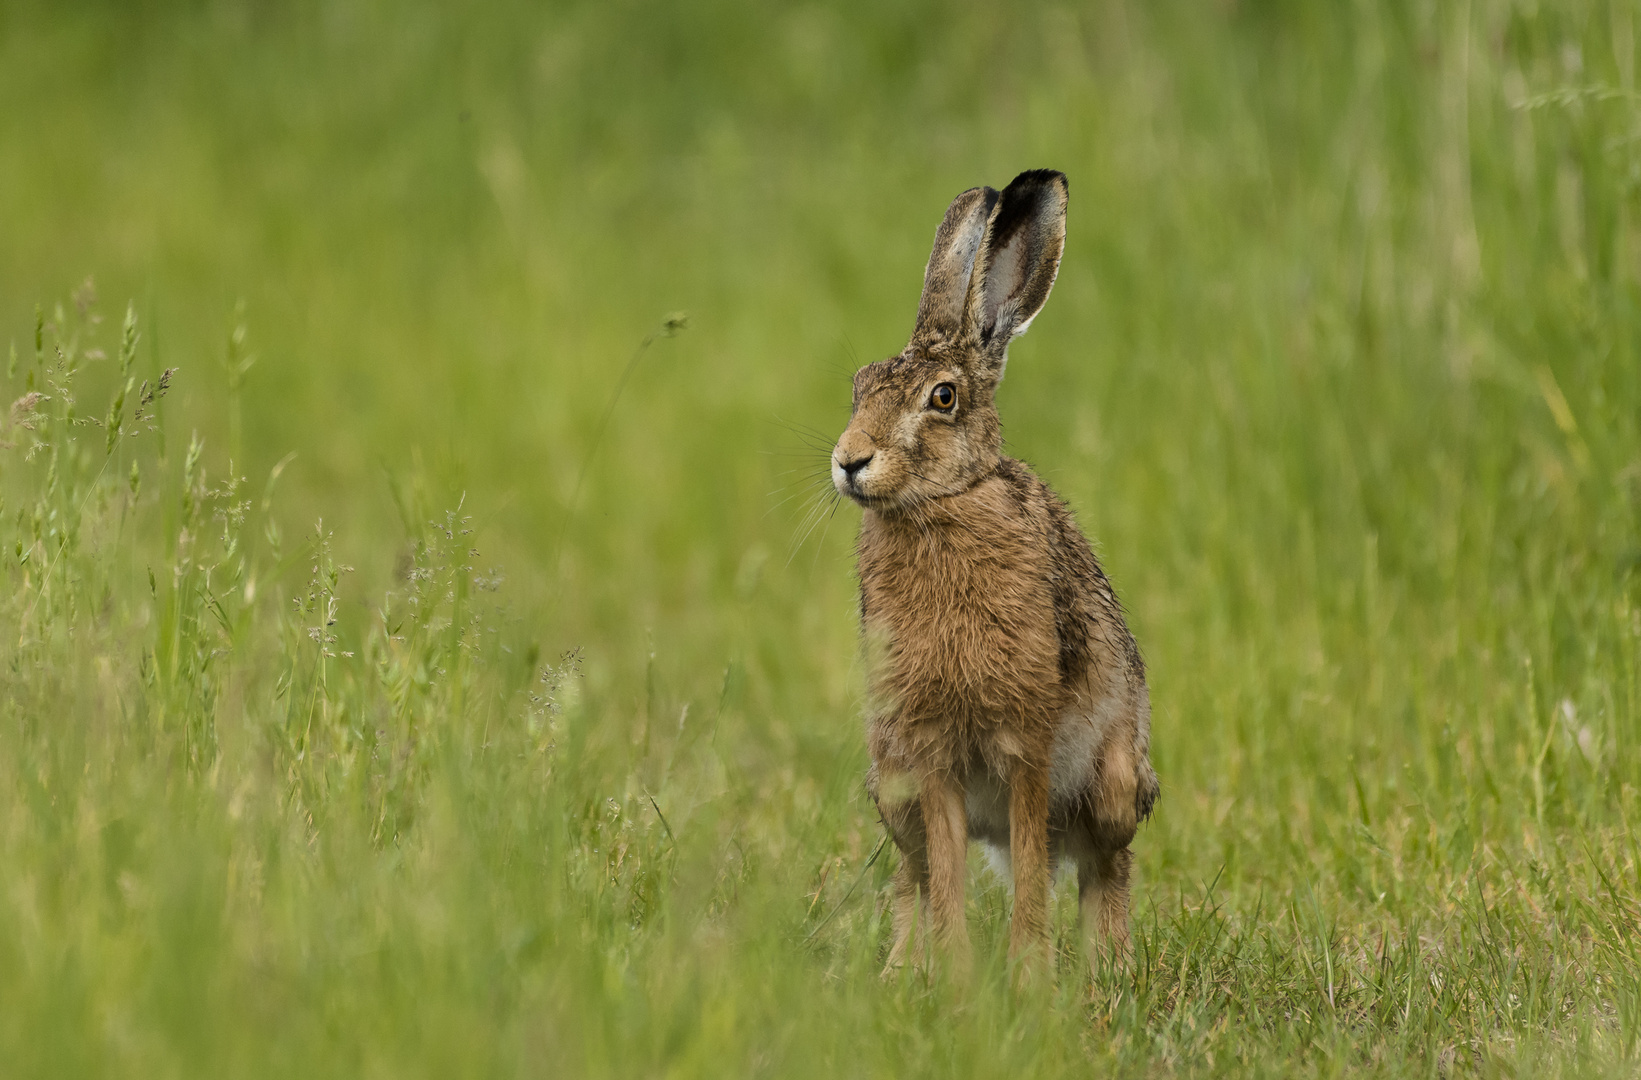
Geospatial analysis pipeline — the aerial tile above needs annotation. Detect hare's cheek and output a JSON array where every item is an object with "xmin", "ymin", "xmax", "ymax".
[
  {"xmin": 916, "ymin": 424, "xmax": 959, "ymax": 468},
  {"xmin": 892, "ymin": 411, "xmax": 926, "ymax": 451}
]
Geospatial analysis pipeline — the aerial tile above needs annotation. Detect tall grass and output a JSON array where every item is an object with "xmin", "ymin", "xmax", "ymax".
[{"xmin": 2, "ymin": 0, "xmax": 1641, "ymax": 1075}]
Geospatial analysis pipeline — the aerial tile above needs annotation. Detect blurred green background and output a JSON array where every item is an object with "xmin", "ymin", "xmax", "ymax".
[{"xmin": 3, "ymin": 0, "xmax": 1641, "ymax": 1075}]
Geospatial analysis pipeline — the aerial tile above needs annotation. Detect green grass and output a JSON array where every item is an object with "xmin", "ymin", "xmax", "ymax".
[{"xmin": 3, "ymin": 0, "xmax": 1641, "ymax": 1075}]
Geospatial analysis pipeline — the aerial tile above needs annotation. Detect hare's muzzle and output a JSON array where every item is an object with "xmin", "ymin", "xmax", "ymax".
[{"xmin": 833, "ymin": 451, "xmax": 875, "ymax": 501}]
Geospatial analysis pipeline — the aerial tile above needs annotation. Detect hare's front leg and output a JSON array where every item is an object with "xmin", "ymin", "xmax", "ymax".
[
  {"xmin": 873, "ymin": 765, "xmax": 934, "ymax": 974},
  {"xmin": 884, "ymin": 852, "xmax": 929, "ymax": 973},
  {"xmin": 920, "ymin": 772, "xmax": 972, "ymax": 977},
  {"xmin": 1007, "ymin": 761, "xmax": 1052, "ymax": 972}
]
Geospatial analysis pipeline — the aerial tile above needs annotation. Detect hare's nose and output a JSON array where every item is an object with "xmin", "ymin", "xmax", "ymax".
[{"xmin": 840, "ymin": 453, "xmax": 874, "ymax": 480}]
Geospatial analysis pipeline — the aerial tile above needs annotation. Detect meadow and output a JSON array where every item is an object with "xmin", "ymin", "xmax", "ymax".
[{"xmin": 2, "ymin": 1, "xmax": 1640, "ymax": 1075}]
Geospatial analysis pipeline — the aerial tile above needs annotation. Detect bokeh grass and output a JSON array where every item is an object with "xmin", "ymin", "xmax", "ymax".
[{"xmin": 3, "ymin": 0, "xmax": 1641, "ymax": 1075}]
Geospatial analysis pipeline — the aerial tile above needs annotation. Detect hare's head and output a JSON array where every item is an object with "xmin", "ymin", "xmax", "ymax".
[{"xmin": 832, "ymin": 170, "xmax": 1068, "ymax": 512}]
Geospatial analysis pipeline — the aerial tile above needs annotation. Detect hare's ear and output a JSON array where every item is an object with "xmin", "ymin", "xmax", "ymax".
[
  {"xmin": 912, "ymin": 185, "xmax": 1000, "ymax": 344},
  {"xmin": 963, "ymin": 170, "xmax": 1068, "ymax": 374}
]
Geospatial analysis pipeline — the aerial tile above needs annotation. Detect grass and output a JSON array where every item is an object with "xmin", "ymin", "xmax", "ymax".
[{"xmin": 2, "ymin": 0, "xmax": 1641, "ymax": 1075}]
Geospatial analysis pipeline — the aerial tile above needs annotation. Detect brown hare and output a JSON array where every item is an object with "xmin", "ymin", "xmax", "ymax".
[{"xmin": 830, "ymin": 170, "xmax": 1157, "ymax": 980}]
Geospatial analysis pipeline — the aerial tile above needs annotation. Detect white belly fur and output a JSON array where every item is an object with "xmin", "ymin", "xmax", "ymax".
[{"xmin": 965, "ymin": 691, "xmax": 1126, "ymax": 878}]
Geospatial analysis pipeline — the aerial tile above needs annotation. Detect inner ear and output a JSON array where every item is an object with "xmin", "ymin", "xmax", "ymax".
[
  {"xmin": 978, "ymin": 217, "xmax": 1037, "ymax": 337},
  {"xmin": 912, "ymin": 186, "xmax": 999, "ymax": 343},
  {"xmin": 966, "ymin": 170, "xmax": 1068, "ymax": 347}
]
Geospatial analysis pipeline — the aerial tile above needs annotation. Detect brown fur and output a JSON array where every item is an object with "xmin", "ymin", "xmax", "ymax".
[{"xmin": 832, "ymin": 171, "xmax": 1158, "ymax": 982}]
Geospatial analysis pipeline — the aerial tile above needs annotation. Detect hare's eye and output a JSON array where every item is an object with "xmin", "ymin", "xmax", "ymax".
[{"xmin": 929, "ymin": 383, "xmax": 956, "ymax": 412}]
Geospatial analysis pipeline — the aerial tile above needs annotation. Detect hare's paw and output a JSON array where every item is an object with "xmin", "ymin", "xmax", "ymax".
[{"xmin": 1135, "ymin": 759, "xmax": 1160, "ymax": 823}]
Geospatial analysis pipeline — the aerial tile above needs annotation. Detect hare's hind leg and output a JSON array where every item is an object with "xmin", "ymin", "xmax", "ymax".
[
  {"xmin": 1077, "ymin": 844, "xmax": 1133, "ymax": 972},
  {"xmin": 1075, "ymin": 725, "xmax": 1144, "ymax": 974}
]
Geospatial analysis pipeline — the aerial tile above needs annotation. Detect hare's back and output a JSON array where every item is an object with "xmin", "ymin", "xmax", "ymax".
[
  {"xmin": 993, "ymin": 457, "xmax": 1145, "ymax": 693},
  {"xmin": 996, "ymin": 459, "xmax": 1155, "ymax": 817}
]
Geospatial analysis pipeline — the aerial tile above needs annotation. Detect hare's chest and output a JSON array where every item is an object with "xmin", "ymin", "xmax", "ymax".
[{"xmin": 858, "ymin": 513, "xmax": 1062, "ymax": 722}]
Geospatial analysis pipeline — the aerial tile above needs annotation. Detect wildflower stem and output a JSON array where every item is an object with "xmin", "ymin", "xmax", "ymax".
[{"xmin": 553, "ymin": 313, "xmax": 687, "ymax": 583}]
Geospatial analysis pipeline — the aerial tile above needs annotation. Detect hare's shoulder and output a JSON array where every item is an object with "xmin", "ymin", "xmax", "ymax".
[{"xmin": 994, "ymin": 456, "xmax": 1144, "ymax": 689}]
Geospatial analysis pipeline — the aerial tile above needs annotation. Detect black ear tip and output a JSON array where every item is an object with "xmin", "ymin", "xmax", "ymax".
[
  {"xmin": 1007, "ymin": 169, "xmax": 1068, "ymax": 194},
  {"xmin": 943, "ymin": 185, "xmax": 1002, "ymax": 224}
]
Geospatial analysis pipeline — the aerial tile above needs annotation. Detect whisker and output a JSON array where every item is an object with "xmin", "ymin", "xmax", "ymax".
[
  {"xmin": 807, "ymin": 492, "xmax": 846, "ymax": 577},
  {"xmin": 766, "ymin": 479, "xmax": 833, "ymax": 518},
  {"xmin": 770, "ymin": 462, "xmax": 833, "ymax": 481},
  {"xmin": 762, "ymin": 450, "xmax": 835, "ymax": 462},
  {"xmin": 770, "ymin": 438, "xmax": 834, "ymax": 458},
  {"xmin": 787, "ymin": 484, "xmax": 843, "ymax": 567},
  {"xmin": 766, "ymin": 457, "xmax": 836, "ymax": 512},
  {"xmin": 785, "ymin": 481, "xmax": 832, "ymax": 534},
  {"xmin": 769, "ymin": 474, "xmax": 832, "ymax": 497},
  {"xmin": 834, "ymin": 335, "xmax": 861, "ymax": 374},
  {"xmin": 768, "ymin": 415, "xmax": 840, "ymax": 448}
]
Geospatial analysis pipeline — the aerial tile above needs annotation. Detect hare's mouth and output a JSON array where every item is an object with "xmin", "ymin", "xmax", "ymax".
[
  {"xmin": 842, "ymin": 480, "xmax": 923, "ymax": 512},
  {"xmin": 833, "ymin": 453, "xmax": 885, "ymax": 506},
  {"xmin": 836, "ymin": 473, "xmax": 894, "ymax": 508}
]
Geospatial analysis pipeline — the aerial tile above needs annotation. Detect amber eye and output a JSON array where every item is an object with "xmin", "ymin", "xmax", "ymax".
[{"xmin": 929, "ymin": 383, "xmax": 956, "ymax": 412}]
